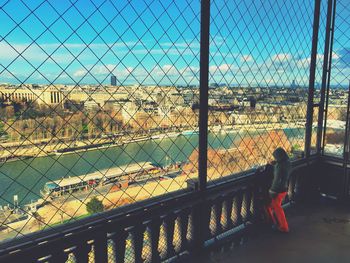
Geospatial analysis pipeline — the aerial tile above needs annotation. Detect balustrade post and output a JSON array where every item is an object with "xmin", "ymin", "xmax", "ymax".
[
  {"xmin": 178, "ymin": 210, "xmax": 190, "ymax": 251},
  {"xmin": 163, "ymin": 213, "xmax": 176, "ymax": 258},
  {"xmin": 131, "ymin": 224, "xmax": 145, "ymax": 263},
  {"xmin": 50, "ymin": 250, "xmax": 68, "ymax": 263},
  {"xmin": 74, "ymin": 242, "xmax": 90, "ymax": 263},
  {"xmin": 148, "ymin": 218, "xmax": 161, "ymax": 263},
  {"xmin": 94, "ymin": 231, "xmax": 108, "ymax": 263},
  {"xmin": 233, "ymin": 191, "xmax": 244, "ymax": 226},
  {"xmin": 192, "ymin": 203, "xmax": 202, "ymax": 254},
  {"xmin": 110, "ymin": 228, "xmax": 128, "ymax": 263},
  {"xmin": 222, "ymin": 194, "xmax": 234, "ymax": 231},
  {"xmin": 250, "ymin": 185, "xmax": 260, "ymax": 223},
  {"xmin": 287, "ymin": 174, "xmax": 297, "ymax": 203},
  {"xmin": 190, "ymin": 201, "xmax": 210, "ymax": 258},
  {"xmin": 213, "ymin": 197, "xmax": 223, "ymax": 235},
  {"xmin": 241, "ymin": 189, "xmax": 252, "ymax": 222}
]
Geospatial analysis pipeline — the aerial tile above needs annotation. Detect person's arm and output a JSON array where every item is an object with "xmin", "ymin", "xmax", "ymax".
[
  {"xmin": 269, "ymin": 189, "xmax": 278, "ymax": 198},
  {"xmin": 269, "ymin": 162, "xmax": 279, "ymax": 197}
]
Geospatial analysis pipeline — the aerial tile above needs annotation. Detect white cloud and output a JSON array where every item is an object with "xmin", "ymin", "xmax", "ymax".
[
  {"xmin": 295, "ymin": 54, "xmax": 323, "ymax": 68},
  {"xmin": 73, "ymin": 69, "xmax": 87, "ymax": 77},
  {"xmin": 332, "ymin": 51, "xmax": 339, "ymax": 60},
  {"xmin": 0, "ymin": 71, "xmax": 15, "ymax": 80},
  {"xmin": 40, "ymin": 41, "xmax": 140, "ymax": 49},
  {"xmin": 73, "ymin": 64, "xmax": 138, "ymax": 80},
  {"xmin": 0, "ymin": 42, "xmax": 79, "ymax": 65},
  {"xmin": 0, "ymin": 42, "xmax": 32, "ymax": 61},
  {"xmin": 271, "ymin": 53, "xmax": 292, "ymax": 62},
  {"xmin": 161, "ymin": 65, "xmax": 178, "ymax": 76},
  {"xmin": 240, "ymin": 55, "xmax": 253, "ymax": 63},
  {"xmin": 179, "ymin": 65, "xmax": 199, "ymax": 76},
  {"xmin": 0, "ymin": 41, "xmax": 146, "ymax": 65},
  {"xmin": 210, "ymin": 36, "xmax": 225, "ymax": 46},
  {"xmin": 161, "ymin": 42, "xmax": 200, "ymax": 49},
  {"xmin": 130, "ymin": 47, "xmax": 199, "ymax": 57},
  {"xmin": 209, "ymin": 64, "xmax": 233, "ymax": 73}
]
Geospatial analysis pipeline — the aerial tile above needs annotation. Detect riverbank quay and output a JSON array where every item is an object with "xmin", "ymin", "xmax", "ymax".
[
  {"xmin": 0, "ymin": 122, "xmax": 304, "ymax": 162},
  {"xmin": 0, "ymin": 127, "xmax": 304, "ymax": 243},
  {"xmin": 0, "ymin": 134, "xmax": 148, "ymax": 162},
  {"xmin": 0, "ymin": 164, "xmax": 237, "ymax": 243},
  {"xmin": 0, "ymin": 126, "xmax": 305, "ymax": 209},
  {"xmin": 0, "ymin": 172, "xmax": 197, "ymax": 242}
]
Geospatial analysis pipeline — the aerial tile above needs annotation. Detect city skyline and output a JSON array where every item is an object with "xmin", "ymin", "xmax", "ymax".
[
  {"xmin": 0, "ymin": 0, "xmax": 349, "ymax": 250},
  {"xmin": 0, "ymin": 0, "xmax": 349, "ymax": 86}
]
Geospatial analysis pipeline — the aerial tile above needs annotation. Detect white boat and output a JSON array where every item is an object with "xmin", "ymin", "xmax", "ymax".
[
  {"xmin": 181, "ymin": 129, "xmax": 199, "ymax": 136},
  {"xmin": 40, "ymin": 162, "xmax": 159, "ymax": 199},
  {"xmin": 151, "ymin": 132, "xmax": 180, "ymax": 140}
]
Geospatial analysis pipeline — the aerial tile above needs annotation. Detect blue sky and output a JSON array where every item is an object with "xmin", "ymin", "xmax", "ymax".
[{"xmin": 0, "ymin": 0, "xmax": 349, "ymax": 86}]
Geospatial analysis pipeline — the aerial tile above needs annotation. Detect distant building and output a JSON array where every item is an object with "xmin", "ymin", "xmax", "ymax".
[
  {"xmin": 0, "ymin": 85, "xmax": 65, "ymax": 105},
  {"xmin": 83, "ymin": 100, "xmax": 100, "ymax": 111},
  {"xmin": 111, "ymin": 75, "xmax": 117, "ymax": 86},
  {"xmin": 291, "ymin": 80, "xmax": 296, "ymax": 89},
  {"xmin": 122, "ymin": 101, "xmax": 139, "ymax": 121},
  {"xmin": 69, "ymin": 90, "xmax": 128, "ymax": 105},
  {"xmin": 103, "ymin": 99, "xmax": 126, "ymax": 112},
  {"xmin": 156, "ymin": 92, "xmax": 185, "ymax": 108}
]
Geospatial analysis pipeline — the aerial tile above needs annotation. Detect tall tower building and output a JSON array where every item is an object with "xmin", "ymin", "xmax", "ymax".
[
  {"xmin": 111, "ymin": 75, "xmax": 117, "ymax": 86},
  {"xmin": 291, "ymin": 79, "xmax": 296, "ymax": 89}
]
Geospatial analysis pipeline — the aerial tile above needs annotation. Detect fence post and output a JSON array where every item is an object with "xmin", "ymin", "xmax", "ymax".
[
  {"xmin": 342, "ymin": 80, "xmax": 350, "ymax": 199},
  {"xmin": 317, "ymin": 0, "xmax": 336, "ymax": 154},
  {"xmin": 322, "ymin": 0, "xmax": 337, "ymax": 153},
  {"xmin": 198, "ymin": 0, "xmax": 210, "ymax": 192},
  {"xmin": 304, "ymin": 0, "xmax": 321, "ymax": 158},
  {"xmin": 191, "ymin": 0, "xmax": 210, "ymax": 259}
]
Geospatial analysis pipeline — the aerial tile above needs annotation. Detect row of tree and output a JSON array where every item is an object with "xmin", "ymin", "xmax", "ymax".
[{"xmin": 4, "ymin": 111, "xmax": 125, "ymax": 141}]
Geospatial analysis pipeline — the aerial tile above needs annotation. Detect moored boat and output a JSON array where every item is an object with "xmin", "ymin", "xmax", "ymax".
[
  {"xmin": 40, "ymin": 162, "xmax": 160, "ymax": 199},
  {"xmin": 181, "ymin": 129, "xmax": 199, "ymax": 136}
]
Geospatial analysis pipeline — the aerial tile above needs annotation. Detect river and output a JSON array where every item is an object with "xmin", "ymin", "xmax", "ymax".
[{"xmin": 0, "ymin": 128, "xmax": 304, "ymax": 206}]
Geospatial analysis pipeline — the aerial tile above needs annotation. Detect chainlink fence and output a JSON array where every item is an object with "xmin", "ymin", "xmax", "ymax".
[
  {"xmin": 323, "ymin": 0, "xmax": 350, "ymax": 157},
  {"xmin": 205, "ymin": 0, "xmax": 324, "ymax": 180},
  {"xmin": 0, "ymin": 0, "xmax": 348, "ymax": 256},
  {"xmin": 0, "ymin": 0, "xmax": 201, "ymax": 244}
]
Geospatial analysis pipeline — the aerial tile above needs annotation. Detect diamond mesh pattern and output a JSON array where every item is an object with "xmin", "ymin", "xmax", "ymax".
[
  {"xmin": 0, "ymin": 0, "xmax": 200, "ymax": 245},
  {"xmin": 324, "ymin": 0, "xmax": 350, "ymax": 156},
  {"xmin": 0, "ymin": 1, "xmax": 345, "ymax": 261},
  {"xmin": 200, "ymin": 0, "xmax": 319, "ymax": 181},
  {"xmin": 310, "ymin": 0, "xmax": 328, "ymax": 154}
]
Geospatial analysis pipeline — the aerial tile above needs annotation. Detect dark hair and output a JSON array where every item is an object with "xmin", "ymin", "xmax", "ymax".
[{"xmin": 273, "ymin": 147, "xmax": 289, "ymax": 161}]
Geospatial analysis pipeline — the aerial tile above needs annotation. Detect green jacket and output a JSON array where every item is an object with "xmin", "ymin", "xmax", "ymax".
[{"xmin": 270, "ymin": 148, "xmax": 291, "ymax": 193}]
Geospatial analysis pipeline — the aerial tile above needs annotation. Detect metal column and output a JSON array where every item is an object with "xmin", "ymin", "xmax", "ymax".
[
  {"xmin": 322, "ymin": 0, "xmax": 337, "ymax": 153},
  {"xmin": 316, "ymin": 0, "xmax": 336, "ymax": 154},
  {"xmin": 343, "ymin": 80, "xmax": 350, "ymax": 198},
  {"xmin": 191, "ymin": 1, "xmax": 211, "ymax": 259},
  {"xmin": 198, "ymin": 0, "xmax": 210, "ymax": 191},
  {"xmin": 304, "ymin": 0, "xmax": 322, "ymax": 158}
]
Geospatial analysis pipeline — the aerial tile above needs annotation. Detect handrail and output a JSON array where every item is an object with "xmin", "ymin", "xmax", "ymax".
[{"xmin": 0, "ymin": 158, "xmax": 316, "ymax": 262}]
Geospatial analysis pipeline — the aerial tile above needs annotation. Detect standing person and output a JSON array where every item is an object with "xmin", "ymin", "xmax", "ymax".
[{"xmin": 266, "ymin": 147, "xmax": 291, "ymax": 233}]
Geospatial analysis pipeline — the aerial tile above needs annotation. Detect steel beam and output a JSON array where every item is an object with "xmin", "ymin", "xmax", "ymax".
[
  {"xmin": 304, "ymin": 0, "xmax": 322, "ymax": 158},
  {"xmin": 322, "ymin": 0, "xmax": 337, "ymax": 153},
  {"xmin": 316, "ymin": 0, "xmax": 335, "ymax": 154},
  {"xmin": 198, "ymin": 0, "xmax": 210, "ymax": 191}
]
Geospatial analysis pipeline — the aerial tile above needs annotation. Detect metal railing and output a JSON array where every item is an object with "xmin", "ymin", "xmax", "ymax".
[
  {"xmin": 0, "ymin": 159, "xmax": 312, "ymax": 262},
  {"xmin": 0, "ymin": 0, "xmax": 349, "ymax": 261}
]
